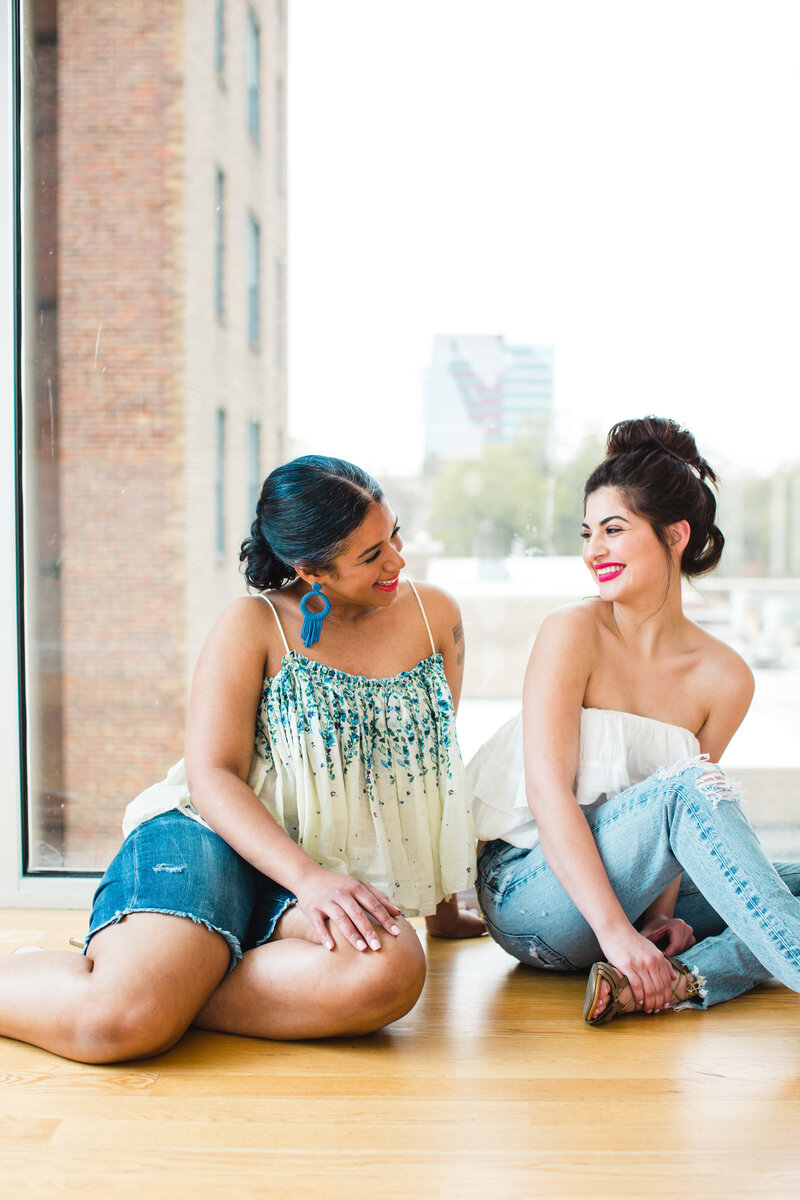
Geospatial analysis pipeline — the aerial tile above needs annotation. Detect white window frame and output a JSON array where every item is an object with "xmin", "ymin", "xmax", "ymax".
[{"xmin": 0, "ymin": 0, "xmax": 94, "ymax": 906}]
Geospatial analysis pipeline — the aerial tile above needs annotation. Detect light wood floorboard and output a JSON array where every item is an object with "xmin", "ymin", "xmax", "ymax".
[{"xmin": 1, "ymin": 909, "xmax": 799, "ymax": 1198}]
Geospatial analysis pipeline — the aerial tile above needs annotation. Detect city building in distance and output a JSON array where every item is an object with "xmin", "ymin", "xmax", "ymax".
[{"xmin": 423, "ymin": 335, "xmax": 554, "ymax": 467}]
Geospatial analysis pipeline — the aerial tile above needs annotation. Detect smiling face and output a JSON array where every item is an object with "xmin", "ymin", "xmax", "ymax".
[
  {"xmin": 311, "ymin": 498, "xmax": 405, "ymax": 608},
  {"xmin": 581, "ymin": 486, "xmax": 681, "ymax": 599}
]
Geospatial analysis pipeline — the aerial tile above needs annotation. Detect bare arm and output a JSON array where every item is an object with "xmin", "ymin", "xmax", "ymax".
[
  {"xmin": 636, "ymin": 652, "xmax": 754, "ymax": 952},
  {"xmin": 522, "ymin": 607, "xmax": 680, "ymax": 1011},
  {"xmin": 417, "ymin": 585, "xmax": 485, "ymax": 938},
  {"xmin": 696, "ymin": 649, "xmax": 755, "ymax": 763},
  {"xmin": 184, "ymin": 599, "xmax": 401, "ymax": 951},
  {"xmin": 636, "ymin": 876, "xmax": 696, "ymax": 956},
  {"xmin": 438, "ymin": 603, "xmax": 466, "ymax": 710},
  {"xmin": 634, "ymin": 645, "xmax": 754, "ymax": 946}
]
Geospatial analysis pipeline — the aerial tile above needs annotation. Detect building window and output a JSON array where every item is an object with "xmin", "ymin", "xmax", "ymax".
[
  {"xmin": 215, "ymin": 408, "xmax": 226, "ymax": 556},
  {"xmin": 215, "ymin": 0, "xmax": 225, "ymax": 75},
  {"xmin": 275, "ymin": 256, "xmax": 285, "ymax": 373},
  {"xmin": 215, "ymin": 168, "xmax": 224, "ymax": 318},
  {"xmin": 247, "ymin": 8, "xmax": 261, "ymax": 140},
  {"xmin": 275, "ymin": 76, "xmax": 286, "ymax": 194},
  {"xmin": 248, "ymin": 215, "xmax": 261, "ymax": 347},
  {"xmin": 248, "ymin": 420, "xmax": 261, "ymax": 516}
]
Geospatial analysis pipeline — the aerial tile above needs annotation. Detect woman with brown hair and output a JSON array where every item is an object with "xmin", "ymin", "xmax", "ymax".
[{"xmin": 469, "ymin": 417, "xmax": 800, "ymax": 1023}]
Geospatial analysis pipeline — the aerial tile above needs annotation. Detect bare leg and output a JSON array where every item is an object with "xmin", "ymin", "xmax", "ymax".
[
  {"xmin": 0, "ymin": 913, "xmax": 229, "ymax": 1063},
  {"xmin": 194, "ymin": 908, "xmax": 426, "ymax": 1039},
  {"xmin": 0, "ymin": 907, "xmax": 425, "ymax": 1059}
]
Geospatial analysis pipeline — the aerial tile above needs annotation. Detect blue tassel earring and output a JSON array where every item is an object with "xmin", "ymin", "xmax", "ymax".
[{"xmin": 299, "ymin": 583, "xmax": 332, "ymax": 648}]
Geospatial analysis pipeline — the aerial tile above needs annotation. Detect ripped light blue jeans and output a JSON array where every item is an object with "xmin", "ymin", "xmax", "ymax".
[{"xmin": 477, "ymin": 759, "xmax": 800, "ymax": 1008}]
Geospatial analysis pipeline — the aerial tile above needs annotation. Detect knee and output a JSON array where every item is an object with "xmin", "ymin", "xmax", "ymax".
[
  {"xmin": 346, "ymin": 921, "xmax": 426, "ymax": 1034},
  {"xmin": 71, "ymin": 993, "xmax": 189, "ymax": 1064},
  {"xmin": 656, "ymin": 756, "xmax": 742, "ymax": 806}
]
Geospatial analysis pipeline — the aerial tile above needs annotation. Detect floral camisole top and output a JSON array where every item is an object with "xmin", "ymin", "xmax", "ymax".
[{"xmin": 122, "ymin": 582, "xmax": 477, "ymax": 917}]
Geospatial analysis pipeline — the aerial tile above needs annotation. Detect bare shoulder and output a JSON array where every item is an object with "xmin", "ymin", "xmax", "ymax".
[
  {"xmin": 405, "ymin": 580, "xmax": 462, "ymax": 632},
  {"xmin": 694, "ymin": 623, "xmax": 755, "ymax": 708},
  {"xmin": 690, "ymin": 623, "xmax": 755, "ymax": 758},
  {"xmin": 534, "ymin": 599, "xmax": 607, "ymax": 651},
  {"xmin": 196, "ymin": 593, "xmax": 282, "ymax": 677},
  {"xmin": 525, "ymin": 600, "xmax": 605, "ymax": 697},
  {"xmin": 213, "ymin": 593, "xmax": 276, "ymax": 638}
]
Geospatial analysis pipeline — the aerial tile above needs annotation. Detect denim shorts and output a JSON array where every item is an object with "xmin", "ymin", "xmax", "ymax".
[{"xmin": 86, "ymin": 809, "xmax": 297, "ymax": 973}]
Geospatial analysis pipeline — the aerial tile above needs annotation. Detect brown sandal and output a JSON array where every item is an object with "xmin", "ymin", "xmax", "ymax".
[
  {"xmin": 583, "ymin": 955, "xmax": 704, "ymax": 1026},
  {"xmin": 583, "ymin": 961, "xmax": 638, "ymax": 1025}
]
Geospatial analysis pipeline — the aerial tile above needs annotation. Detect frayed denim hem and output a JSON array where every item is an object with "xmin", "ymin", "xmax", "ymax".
[
  {"xmin": 671, "ymin": 961, "xmax": 709, "ymax": 1010},
  {"xmin": 254, "ymin": 895, "xmax": 299, "ymax": 949},
  {"xmin": 84, "ymin": 907, "xmax": 243, "ymax": 975}
]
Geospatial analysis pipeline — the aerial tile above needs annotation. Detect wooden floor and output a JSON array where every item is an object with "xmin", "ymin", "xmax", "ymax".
[{"xmin": 2, "ymin": 910, "xmax": 800, "ymax": 1199}]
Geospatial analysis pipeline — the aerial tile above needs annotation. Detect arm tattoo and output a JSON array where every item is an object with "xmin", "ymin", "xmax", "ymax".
[{"xmin": 452, "ymin": 620, "xmax": 463, "ymax": 645}]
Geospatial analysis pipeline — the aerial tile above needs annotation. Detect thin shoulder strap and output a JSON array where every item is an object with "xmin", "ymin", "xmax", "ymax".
[
  {"xmin": 407, "ymin": 579, "xmax": 436, "ymax": 656},
  {"xmin": 253, "ymin": 593, "xmax": 291, "ymax": 655}
]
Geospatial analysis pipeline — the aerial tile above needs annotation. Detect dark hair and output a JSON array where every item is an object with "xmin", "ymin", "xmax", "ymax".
[
  {"xmin": 583, "ymin": 416, "xmax": 724, "ymax": 577},
  {"xmin": 239, "ymin": 455, "xmax": 384, "ymax": 591}
]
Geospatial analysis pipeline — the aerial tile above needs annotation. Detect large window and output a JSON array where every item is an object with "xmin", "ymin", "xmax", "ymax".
[
  {"xmin": 6, "ymin": 0, "xmax": 287, "ymax": 895},
  {"xmin": 5, "ymin": 1, "xmax": 799, "ymax": 899},
  {"xmin": 286, "ymin": 2, "xmax": 800, "ymax": 860}
]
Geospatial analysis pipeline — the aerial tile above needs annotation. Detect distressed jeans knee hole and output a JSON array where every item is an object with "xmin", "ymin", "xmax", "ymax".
[{"xmin": 655, "ymin": 754, "xmax": 742, "ymax": 807}]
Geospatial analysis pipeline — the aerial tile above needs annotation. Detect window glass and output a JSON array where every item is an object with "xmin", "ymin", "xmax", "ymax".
[
  {"xmin": 247, "ymin": 8, "xmax": 260, "ymax": 140},
  {"xmin": 216, "ymin": 409, "xmax": 227, "ymax": 557},
  {"xmin": 275, "ymin": 76, "xmax": 285, "ymax": 194},
  {"xmin": 248, "ymin": 420, "xmax": 261, "ymax": 517},
  {"xmin": 19, "ymin": 1, "xmax": 287, "ymax": 871},
  {"xmin": 16, "ymin": 1, "xmax": 800, "ymax": 876},
  {"xmin": 215, "ymin": 0, "xmax": 225, "ymax": 76},
  {"xmin": 215, "ymin": 167, "xmax": 225, "ymax": 318},
  {"xmin": 248, "ymin": 215, "xmax": 261, "ymax": 347},
  {"xmin": 287, "ymin": 2, "xmax": 800, "ymax": 860}
]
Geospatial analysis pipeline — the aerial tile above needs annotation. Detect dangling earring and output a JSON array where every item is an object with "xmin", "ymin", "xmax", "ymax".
[{"xmin": 299, "ymin": 583, "xmax": 332, "ymax": 648}]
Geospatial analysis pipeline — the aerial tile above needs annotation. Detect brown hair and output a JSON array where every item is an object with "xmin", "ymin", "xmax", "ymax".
[{"xmin": 583, "ymin": 417, "xmax": 724, "ymax": 577}]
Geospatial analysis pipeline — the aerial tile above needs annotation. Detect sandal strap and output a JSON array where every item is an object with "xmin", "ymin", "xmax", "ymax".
[
  {"xmin": 666, "ymin": 955, "xmax": 704, "ymax": 1002},
  {"xmin": 595, "ymin": 962, "xmax": 637, "ymax": 1014}
]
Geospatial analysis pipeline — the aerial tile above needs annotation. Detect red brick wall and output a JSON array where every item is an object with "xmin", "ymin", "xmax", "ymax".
[{"xmin": 56, "ymin": 1, "xmax": 187, "ymax": 857}]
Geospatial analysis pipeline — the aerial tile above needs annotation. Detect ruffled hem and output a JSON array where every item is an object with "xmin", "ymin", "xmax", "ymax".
[{"xmin": 122, "ymin": 654, "xmax": 477, "ymax": 913}]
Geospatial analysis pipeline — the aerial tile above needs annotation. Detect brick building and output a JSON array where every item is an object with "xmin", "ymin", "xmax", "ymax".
[{"xmin": 23, "ymin": 0, "xmax": 288, "ymax": 868}]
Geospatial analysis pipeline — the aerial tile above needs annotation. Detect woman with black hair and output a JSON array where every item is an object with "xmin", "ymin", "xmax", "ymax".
[
  {"xmin": 1, "ymin": 456, "xmax": 482, "ymax": 1062},
  {"xmin": 469, "ymin": 417, "xmax": 800, "ymax": 1024}
]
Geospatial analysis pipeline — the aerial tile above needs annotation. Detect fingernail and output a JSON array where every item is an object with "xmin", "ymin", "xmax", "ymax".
[
  {"xmin": 356, "ymin": 939, "xmax": 367, "ymax": 950},
  {"xmin": 369, "ymin": 938, "xmax": 381, "ymax": 950},
  {"xmin": 389, "ymin": 925, "xmax": 400, "ymax": 935}
]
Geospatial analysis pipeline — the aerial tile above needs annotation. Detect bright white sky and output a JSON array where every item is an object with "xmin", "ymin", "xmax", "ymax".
[{"xmin": 287, "ymin": 0, "xmax": 800, "ymax": 478}]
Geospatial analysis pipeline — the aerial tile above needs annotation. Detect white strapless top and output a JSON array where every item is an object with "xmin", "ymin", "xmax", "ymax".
[{"xmin": 465, "ymin": 707, "xmax": 701, "ymax": 849}]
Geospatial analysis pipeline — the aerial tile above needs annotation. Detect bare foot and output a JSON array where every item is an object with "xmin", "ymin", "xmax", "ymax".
[
  {"xmin": 425, "ymin": 908, "xmax": 487, "ymax": 939},
  {"xmin": 592, "ymin": 966, "xmax": 692, "ymax": 1019}
]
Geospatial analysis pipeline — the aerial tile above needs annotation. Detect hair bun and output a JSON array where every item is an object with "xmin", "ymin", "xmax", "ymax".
[
  {"xmin": 605, "ymin": 417, "xmax": 717, "ymax": 485},
  {"xmin": 585, "ymin": 415, "xmax": 724, "ymax": 578}
]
